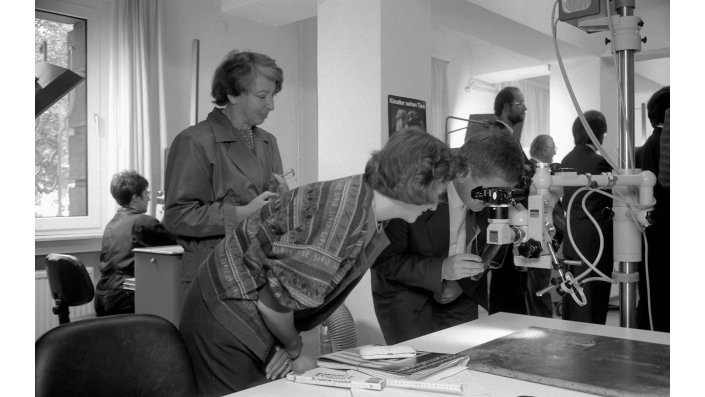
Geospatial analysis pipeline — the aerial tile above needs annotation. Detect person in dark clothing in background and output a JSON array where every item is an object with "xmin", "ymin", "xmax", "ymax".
[
  {"xmin": 560, "ymin": 110, "xmax": 613, "ymax": 325},
  {"xmin": 95, "ymin": 170, "xmax": 175, "ymax": 316},
  {"xmin": 525, "ymin": 134, "xmax": 559, "ymax": 318},
  {"xmin": 635, "ymin": 86, "xmax": 670, "ymax": 332},
  {"xmin": 491, "ymin": 86, "xmax": 526, "ymax": 142}
]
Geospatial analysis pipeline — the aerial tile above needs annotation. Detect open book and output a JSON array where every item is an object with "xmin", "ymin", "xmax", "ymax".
[{"xmin": 317, "ymin": 345, "xmax": 469, "ymax": 381}]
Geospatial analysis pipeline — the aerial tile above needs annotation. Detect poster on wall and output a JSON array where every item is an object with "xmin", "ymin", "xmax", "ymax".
[{"xmin": 388, "ymin": 95, "xmax": 426, "ymax": 136}]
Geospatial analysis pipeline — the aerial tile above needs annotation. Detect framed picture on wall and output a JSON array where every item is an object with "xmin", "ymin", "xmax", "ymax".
[{"xmin": 388, "ymin": 95, "xmax": 426, "ymax": 136}]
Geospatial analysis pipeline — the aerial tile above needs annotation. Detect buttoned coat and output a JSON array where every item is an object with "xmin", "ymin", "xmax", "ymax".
[{"xmin": 163, "ymin": 108, "xmax": 283, "ymax": 287}]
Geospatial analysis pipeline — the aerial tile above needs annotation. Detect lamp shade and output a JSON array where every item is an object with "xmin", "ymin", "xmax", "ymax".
[{"xmin": 35, "ymin": 61, "xmax": 84, "ymax": 118}]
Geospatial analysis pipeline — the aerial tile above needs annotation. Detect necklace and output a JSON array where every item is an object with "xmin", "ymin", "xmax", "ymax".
[
  {"xmin": 238, "ymin": 127, "xmax": 255, "ymax": 153},
  {"xmin": 223, "ymin": 108, "xmax": 256, "ymax": 153}
]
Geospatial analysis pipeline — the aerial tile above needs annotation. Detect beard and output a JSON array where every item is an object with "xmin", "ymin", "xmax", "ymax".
[{"xmin": 508, "ymin": 111, "xmax": 525, "ymax": 125}]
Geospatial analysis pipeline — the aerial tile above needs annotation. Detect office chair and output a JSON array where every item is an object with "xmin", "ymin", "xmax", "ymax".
[
  {"xmin": 35, "ymin": 314, "xmax": 198, "ymax": 397},
  {"xmin": 44, "ymin": 253, "xmax": 95, "ymax": 324},
  {"xmin": 322, "ymin": 303, "xmax": 358, "ymax": 352}
]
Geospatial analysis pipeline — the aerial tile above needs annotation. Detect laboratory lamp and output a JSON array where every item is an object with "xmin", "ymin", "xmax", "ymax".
[{"xmin": 35, "ymin": 61, "xmax": 84, "ymax": 118}]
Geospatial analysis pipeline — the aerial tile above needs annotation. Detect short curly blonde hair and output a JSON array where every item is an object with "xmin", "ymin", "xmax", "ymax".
[{"xmin": 364, "ymin": 128, "xmax": 465, "ymax": 205}]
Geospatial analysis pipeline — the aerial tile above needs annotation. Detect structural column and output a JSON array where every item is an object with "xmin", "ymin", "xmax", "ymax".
[{"xmin": 317, "ymin": 0, "xmax": 432, "ymax": 344}]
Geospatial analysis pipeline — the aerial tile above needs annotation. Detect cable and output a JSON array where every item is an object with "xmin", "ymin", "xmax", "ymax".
[
  {"xmin": 565, "ymin": 186, "xmax": 613, "ymax": 283},
  {"xmin": 576, "ymin": 190, "xmax": 612, "ymax": 281},
  {"xmin": 550, "ymin": 1, "xmax": 618, "ymax": 170},
  {"xmin": 563, "ymin": 182, "xmax": 654, "ymax": 313},
  {"xmin": 581, "ymin": 276, "xmax": 610, "ymax": 284},
  {"xmin": 598, "ymin": 190, "xmax": 653, "ymax": 210},
  {"xmin": 563, "ymin": 186, "xmax": 613, "ymax": 306},
  {"xmin": 642, "ymin": 231, "xmax": 653, "ymax": 331}
]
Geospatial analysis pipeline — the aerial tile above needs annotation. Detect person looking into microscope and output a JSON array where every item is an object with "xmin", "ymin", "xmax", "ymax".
[
  {"xmin": 371, "ymin": 128, "xmax": 527, "ymax": 344},
  {"xmin": 178, "ymin": 128, "xmax": 462, "ymax": 395},
  {"xmin": 163, "ymin": 50, "xmax": 286, "ymax": 298},
  {"xmin": 560, "ymin": 110, "xmax": 613, "ymax": 324}
]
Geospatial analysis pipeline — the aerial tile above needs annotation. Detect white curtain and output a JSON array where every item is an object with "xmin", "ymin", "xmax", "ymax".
[
  {"xmin": 109, "ymin": 0, "xmax": 164, "ymax": 215},
  {"xmin": 430, "ymin": 57, "xmax": 450, "ymax": 143},
  {"xmin": 502, "ymin": 79, "xmax": 550, "ymax": 149}
]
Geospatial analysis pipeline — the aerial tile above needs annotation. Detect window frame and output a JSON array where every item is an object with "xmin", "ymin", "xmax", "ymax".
[{"xmin": 35, "ymin": 0, "xmax": 110, "ymax": 244}]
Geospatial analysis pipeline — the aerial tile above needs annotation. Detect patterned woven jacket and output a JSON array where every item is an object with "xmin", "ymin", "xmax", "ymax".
[{"xmin": 195, "ymin": 174, "xmax": 389, "ymax": 362}]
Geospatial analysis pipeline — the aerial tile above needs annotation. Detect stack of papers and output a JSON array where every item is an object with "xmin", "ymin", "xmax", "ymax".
[
  {"xmin": 287, "ymin": 367, "xmax": 467, "ymax": 395},
  {"xmin": 317, "ymin": 345, "xmax": 469, "ymax": 381}
]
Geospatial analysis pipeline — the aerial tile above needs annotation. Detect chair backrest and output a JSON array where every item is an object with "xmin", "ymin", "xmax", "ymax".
[
  {"xmin": 45, "ymin": 253, "xmax": 95, "ymax": 307},
  {"xmin": 35, "ymin": 314, "xmax": 198, "ymax": 397},
  {"xmin": 323, "ymin": 303, "xmax": 358, "ymax": 352}
]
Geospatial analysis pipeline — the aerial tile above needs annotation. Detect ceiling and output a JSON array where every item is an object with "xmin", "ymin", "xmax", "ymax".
[
  {"xmin": 220, "ymin": 0, "xmax": 317, "ymax": 26},
  {"xmin": 220, "ymin": 0, "xmax": 669, "ymax": 87}
]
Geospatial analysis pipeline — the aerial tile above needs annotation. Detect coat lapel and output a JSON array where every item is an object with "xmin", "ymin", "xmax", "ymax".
[
  {"xmin": 423, "ymin": 202, "xmax": 450, "ymax": 254},
  {"xmin": 208, "ymin": 109, "xmax": 267, "ymax": 194},
  {"xmin": 225, "ymin": 137, "xmax": 266, "ymax": 193},
  {"xmin": 252, "ymin": 128, "xmax": 273, "ymax": 175}
]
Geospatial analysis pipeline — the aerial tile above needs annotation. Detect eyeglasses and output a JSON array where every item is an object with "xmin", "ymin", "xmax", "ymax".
[
  {"xmin": 279, "ymin": 168, "xmax": 296, "ymax": 180},
  {"xmin": 512, "ymin": 101, "xmax": 526, "ymax": 107}
]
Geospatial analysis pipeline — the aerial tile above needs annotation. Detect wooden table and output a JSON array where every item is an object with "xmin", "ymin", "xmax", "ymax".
[
  {"xmin": 133, "ymin": 245, "xmax": 184, "ymax": 326},
  {"xmin": 225, "ymin": 312, "xmax": 669, "ymax": 397}
]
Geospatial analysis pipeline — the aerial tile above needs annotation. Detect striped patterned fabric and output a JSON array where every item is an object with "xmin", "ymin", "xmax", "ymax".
[{"xmin": 197, "ymin": 175, "xmax": 376, "ymax": 361}]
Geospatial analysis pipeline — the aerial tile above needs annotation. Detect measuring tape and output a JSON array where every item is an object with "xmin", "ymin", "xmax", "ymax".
[
  {"xmin": 286, "ymin": 373, "xmax": 384, "ymax": 390},
  {"xmin": 286, "ymin": 372, "xmax": 464, "ymax": 395},
  {"xmin": 386, "ymin": 378, "xmax": 463, "ymax": 395}
]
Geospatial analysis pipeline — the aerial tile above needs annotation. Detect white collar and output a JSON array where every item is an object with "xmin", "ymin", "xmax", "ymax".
[
  {"xmin": 447, "ymin": 182, "xmax": 465, "ymax": 209},
  {"xmin": 496, "ymin": 119, "xmax": 514, "ymax": 133}
]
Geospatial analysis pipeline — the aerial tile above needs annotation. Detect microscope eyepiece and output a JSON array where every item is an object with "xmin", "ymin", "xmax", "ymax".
[{"xmin": 470, "ymin": 186, "xmax": 527, "ymax": 206}]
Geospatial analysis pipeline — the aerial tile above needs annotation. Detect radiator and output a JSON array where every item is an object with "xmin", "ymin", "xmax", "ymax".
[{"xmin": 35, "ymin": 268, "xmax": 96, "ymax": 340}]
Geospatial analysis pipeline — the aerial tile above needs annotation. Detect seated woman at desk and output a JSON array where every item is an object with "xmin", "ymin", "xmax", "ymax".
[
  {"xmin": 95, "ymin": 170, "xmax": 176, "ymax": 316},
  {"xmin": 179, "ymin": 128, "xmax": 466, "ymax": 396}
]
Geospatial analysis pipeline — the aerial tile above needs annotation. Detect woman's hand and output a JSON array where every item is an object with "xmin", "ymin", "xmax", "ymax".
[
  {"xmin": 290, "ymin": 354, "xmax": 316, "ymax": 374},
  {"xmin": 250, "ymin": 191, "xmax": 278, "ymax": 209},
  {"xmin": 265, "ymin": 346, "xmax": 292, "ymax": 380},
  {"xmin": 270, "ymin": 172, "xmax": 290, "ymax": 194},
  {"xmin": 241, "ymin": 191, "xmax": 279, "ymax": 218}
]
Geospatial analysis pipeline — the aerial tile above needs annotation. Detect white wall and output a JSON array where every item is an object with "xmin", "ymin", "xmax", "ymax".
[
  {"xmin": 433, "ymin": 28, "xmax": 546, "ymax": 146},
  {"xmin": 549, "ymin": 56, "xmax": 603, "ymax": 163},
  {"xmin": 380, "ymin": 0, "xmax": 433, "ymax": 139},
  {"xmin": 161, "ymin": 0, "xmax": 308, "ymax": 189},
  {"xmin": 296, "ymin": 18, "xmax": 319, "ymax": 186},
  {"xmin": 317, "ymin": 0, "xmax": 383, "ymax": 182},
  {"xmin": 318, "ymin": 0, "xmax": 434, "ymax": 347}
]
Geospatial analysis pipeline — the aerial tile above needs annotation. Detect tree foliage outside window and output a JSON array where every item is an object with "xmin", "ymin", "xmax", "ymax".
[{"xmin": 35, "ymin": 11, "xmax": 87, "ymax": 218}]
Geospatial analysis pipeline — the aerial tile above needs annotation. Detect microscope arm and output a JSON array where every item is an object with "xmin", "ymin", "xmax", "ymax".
[{"xmin": 527, "ymin": 165, "xmax": 656, "ymax": 305}]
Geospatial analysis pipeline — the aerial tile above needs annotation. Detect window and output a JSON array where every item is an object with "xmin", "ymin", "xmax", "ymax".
[
  {"xmin": 35, "ymin": 11, "xmax": 87, "ymax": 219},
  {"xmin": 35, "ymin": 0, "xmax": 108, "ymax": 242}
]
